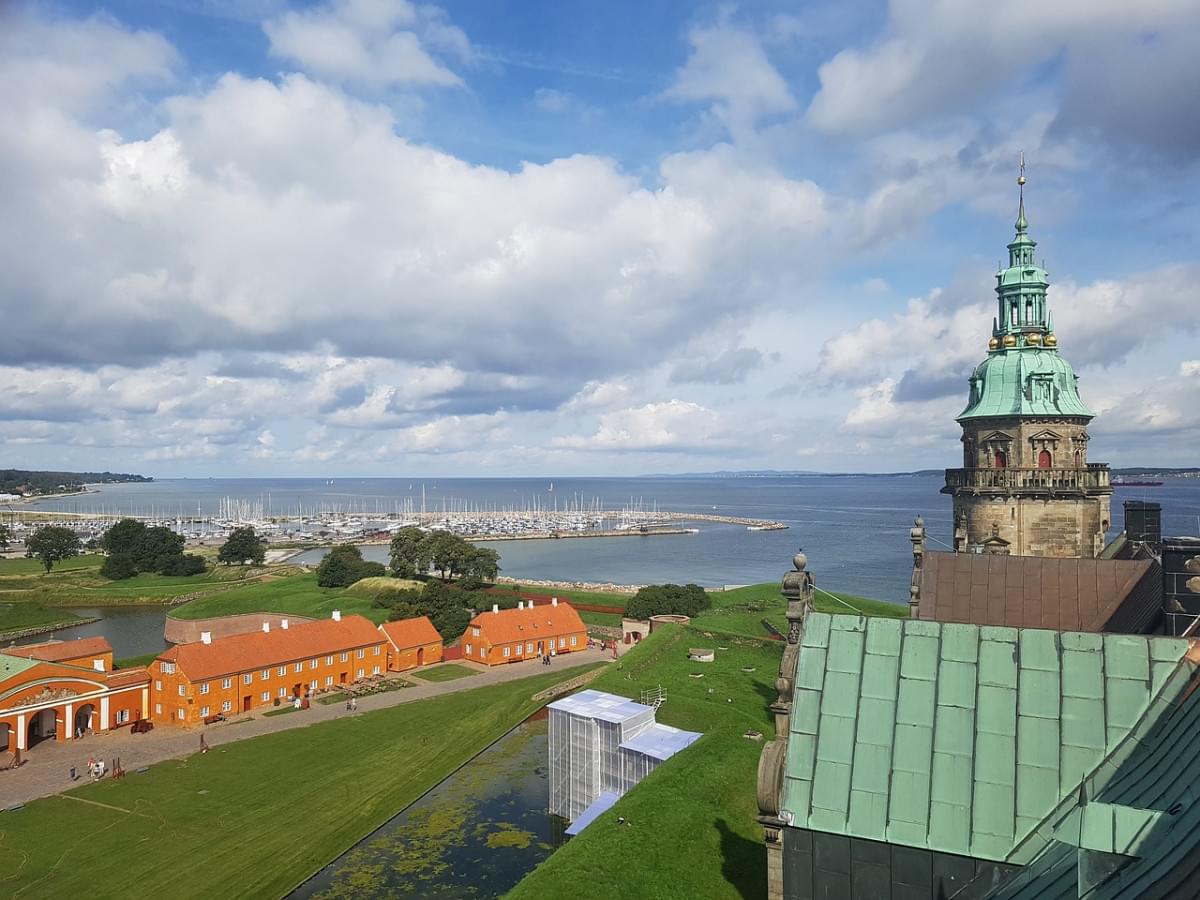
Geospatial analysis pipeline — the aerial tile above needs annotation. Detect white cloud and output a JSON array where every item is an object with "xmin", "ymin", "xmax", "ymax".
[
  {"xmin": 555, "ymin": 400, "xmax": 726, "ymax": 451},
  {"xmin": 263, "ymin": 0, "xmax": 467, "ymax": 88},
  {"xmin": 1181, "ymin": 361, "xmax": 1200, "ymax": 377},
  {"xmin": 534, "ymin": 88, "xmax": 574, "ymax": 113}
]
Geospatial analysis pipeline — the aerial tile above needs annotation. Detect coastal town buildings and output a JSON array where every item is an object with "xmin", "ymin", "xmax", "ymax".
[
  {"xmin": 1, "ymin": 636, "xmax": 150, "ymax": 753},
  {"xmin": 460, "ymin": 599, "xmax": 587, "ymax": 666},
  {"xmin": 379, "ymin": 615, "xmax": 443, "ymax": 671},
  {"xmin": 149, "ymin": 612, "xmax": 386, "ymax": 726},
  {"xmin": 942, "ymin": 168, "xmax": 1112, "ymax": 558}
]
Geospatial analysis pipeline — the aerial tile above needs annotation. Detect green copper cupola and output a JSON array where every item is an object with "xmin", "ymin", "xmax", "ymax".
[{"xmin": 993, "ymin": 155, "xmax": 1052, "ymax": 339}]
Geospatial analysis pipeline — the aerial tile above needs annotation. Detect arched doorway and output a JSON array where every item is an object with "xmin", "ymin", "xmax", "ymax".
[
  {"xmin": 1038, "ymin": 449, "xmax": 1052, "ymax": 468},
  {"xmin": 27, "ymin": 708, "xmax": 56, "ymax": 749},
  {"xmin": 416, "ymin": 647, "xmax": 425, "ymax": 666},
  {"xmin": 994, "ymin": 450, "xmax": 1007, "ymax": 468},
  {"xmin": 75, "ymin": 703, "xmax": 95, "ymax": 739}
]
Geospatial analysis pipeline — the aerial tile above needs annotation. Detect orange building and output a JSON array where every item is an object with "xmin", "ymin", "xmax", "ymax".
[
  {"xmin": 150, "ymin": 612, "xmax": 387, "ymax": 727},
  {"xmin": 1, "ymin": 637, "xmax": 150, "ymax": 753},
  {"xmin": 379, "ymin": 616, "xmax": 443, "ymax": 672},
  {"xmin": 460, "ymin": 599, "xmax": 587, "ymax": 666}
]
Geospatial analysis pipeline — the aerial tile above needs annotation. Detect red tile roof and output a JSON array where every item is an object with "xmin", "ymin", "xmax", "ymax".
[
  {"xmin": 380, "ymin": 616, "xmax": 442, "ymax": 650},
  {"xmin": 469, "ymin": 602, "xmax": 585, "ymax": 645},
  {"xmin": 16, "ymin": 636, "xmax": 113, "ymax": 663},
  {"xmin": 107, "ymin": 668, "xmax": 151, "ymax": 688},
  {"xmin": 157, "ymin": 615, "xmax": 384, "ymax": 681}
]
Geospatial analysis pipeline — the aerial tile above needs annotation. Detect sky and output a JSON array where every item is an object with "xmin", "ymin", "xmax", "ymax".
[{"xmin": 1, "ymin": 0, "xmax": 1198, "ymax": 477}]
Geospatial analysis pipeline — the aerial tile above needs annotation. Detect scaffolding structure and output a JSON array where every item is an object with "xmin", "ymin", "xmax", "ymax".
[{"xmin": 548, "ymin": 689, "xmax": 701, "ymax": 823}]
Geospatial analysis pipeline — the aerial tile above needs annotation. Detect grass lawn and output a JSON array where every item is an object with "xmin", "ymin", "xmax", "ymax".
[
  {"xmin": 412, "ymin": 663, "xmax": 480, "ymax": 682},
  {"xmin": 169, "ymin": 572, "xmax": 387, "ymax": 623},
  {"xmin": 496, "ymin": 583, "xmax": 634, "ymax": 608},
  {"xmin": 691, "ymin": 582, "xmax": 906, "ymax": 639},
  {"xmin": 262, "ymin": 704, "xmax": 300, "ymax": 717},
  {"xmin": 113, "ymin": 652, "xmax": 162, "ymax": 670},
  {"xmin": 579, "ymin": 609, "xmax": 623, "ymax": 627},
  {"xmin": 507, "ymin": 624, "xmax": 783, "ymax": 900},
  {"xmin": 0, "ymin": 661, "xmax": 602, "ymax": 899},
  {"xmin": 0, "ymin": 601, "xmax": 85, "ymax": 636}
]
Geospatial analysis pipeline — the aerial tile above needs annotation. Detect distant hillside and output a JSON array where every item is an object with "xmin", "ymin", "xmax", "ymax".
[{"xmin": 0, "ymin": 468, "xmax": 151, "ymax": 497}]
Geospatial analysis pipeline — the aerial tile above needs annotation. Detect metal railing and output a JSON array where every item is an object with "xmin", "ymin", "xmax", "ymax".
[{"xmin": 943, "ymin": 464, "xmax": 1111, "ymax": 492}]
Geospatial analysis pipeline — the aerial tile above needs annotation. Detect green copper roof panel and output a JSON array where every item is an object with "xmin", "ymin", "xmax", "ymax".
[
  {"xmin": 780, "ymin": 613, "xmax": 1189, "ymax": 863},
  {"xmin": 0, "ymin": 653, "xmax": 41, "ymax": 683},
  {"xmin": 957, "ymin": 348, "xmax": 1094, "ymax": 421}
]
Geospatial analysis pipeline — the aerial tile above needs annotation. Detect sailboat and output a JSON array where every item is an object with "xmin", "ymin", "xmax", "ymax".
[{"xmin": 548, "ymin": 482, "xmax": 554, "ymax": 492}]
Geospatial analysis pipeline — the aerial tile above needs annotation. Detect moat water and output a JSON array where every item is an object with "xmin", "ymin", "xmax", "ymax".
[{"xmin": 289, "ymin": 717, "xmax": 562, "ymax": 899}]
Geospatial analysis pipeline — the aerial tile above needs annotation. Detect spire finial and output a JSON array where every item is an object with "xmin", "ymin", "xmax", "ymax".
[{"xmin": 1015, "ymin": 151, "xmax": 1028, "ymax": 233}]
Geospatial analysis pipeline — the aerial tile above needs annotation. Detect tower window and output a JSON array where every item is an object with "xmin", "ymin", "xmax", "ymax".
[
  {"xmin": 1038, "ymin": 449, "xmax": 1052, "ymax": 469},
  {"xmin": 994, "ymin": 450, "xmax": 1007, "ymax": 469}
]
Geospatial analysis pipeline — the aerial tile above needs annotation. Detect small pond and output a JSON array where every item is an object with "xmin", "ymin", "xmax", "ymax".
[
  {"xmin": 290, "ymin": 717, "xmax": 565, "ymax": 899},
  {"xmin": 7, "ymin": 605, "xmax": 169, "ymax": 659}
]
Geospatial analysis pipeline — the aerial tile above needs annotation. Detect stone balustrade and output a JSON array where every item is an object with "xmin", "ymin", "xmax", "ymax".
[{"xmin": 942, "ymin": 463, "xmax": 1111, "ymax": 493}]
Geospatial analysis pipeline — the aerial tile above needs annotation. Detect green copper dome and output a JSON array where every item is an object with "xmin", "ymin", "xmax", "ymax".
[
  {"xmin": 957, "ymin": 173, "xmax": 1094, "ymax": 422},
  {"xmin": 958, "ymin": 347, "xmax": 1093, "ymax": 420}
]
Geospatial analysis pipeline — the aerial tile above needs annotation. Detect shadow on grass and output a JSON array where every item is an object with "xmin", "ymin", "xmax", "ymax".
[{"xmin": 716, "ymin": 817, "xmax": 765, "ymax": 900}]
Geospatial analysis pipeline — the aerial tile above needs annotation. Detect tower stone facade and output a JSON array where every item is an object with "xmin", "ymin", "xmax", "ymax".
[{"xmin": 942, "ymin": 168, "xmax": 1111, "ymax": 558}]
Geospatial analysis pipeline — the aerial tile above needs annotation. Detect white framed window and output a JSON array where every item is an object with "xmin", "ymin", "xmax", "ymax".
[
  {"xmin": 160, "ymin": 661, "xmax": 176, "ymax": 674},
  {"xmin": 200, "ymin": 682, "xmax": 209, "ymax": 695},
  {"xmin": 155, "ymin": 680, "xmax": 162, "ymax": 691},
  {"xmin": 261, "ymin": 691, "xmax": 269, "ymax": 702},
  {"xmin": 325, "ymin": 675, "xmax": 333, "ymax": 686},
  {"xmin": 310, "ymin": 658, "xmax": 318, "ymax": 669},
  {"xmin": 154, "ymin": 703, "xmax": 162, "ymax": 715},
  {"xmin": 177, "ymin": 709, "xmax": 185, "ymax": 720},
  {"xmin": 222, "ymin": 700, "xmax": 231, "ymax": 712},
  {"xmin": 340, "ymin": 652, "xmax": 348, "ymax": 663},
  {"xmin": 570, "ymin": 636, "xmax": 577, "ymax": 646},
  {"xmin": 278, "ymin": 665, "xmax": 287, "ymax": 677},
  {"xmin": 515, "ymin": 643, "xmax": 522, "ymax": 655},
  {"xmin": 373, "ymin": 646, "xmax": 381, "ymax": 656},
  {"xmin": 373, "ymin": 665, "xmax": 380, "ymax": 675},
  {"xmin": 177, "ymin": 685, "xmax": 185, "ymax": 697},
  {"xmin": 480, "ymin": 647, "xmax": 487, "ymax": 659},
  {"xmin": 278, "ymin": 687, "xmax": 287, "ymax": 697},
  {"xmin": 261, "ymin": 669, "xmax": 270, "ymax": 681},
  {"xmin": 295, "ymin": 662, "xmax": 303, "ymax": 673},
  {"xmin": 243, "ymin": 673, "xmax": 252, "ymax": 685},
  {"xmin": 326, "ymin": 655, "xmax": 334, "ymax": 665},
  {"xmin": 472, "ymin": 627, "xmax": 480, "ymax": 638},
  {"xmin": 309, "ymin": 679, "xmax": 318, "ymax": 690},
  {"xmin": 222, "ymin": 677, "xmax": 232, "ymax": 689},
  {"xmin": 116, "ymin": 709, "xmax": 129, "ymax": 724},
  {"xmin": 357, "ymin": 649, "xmax": 365, "ymax": 659},
  {"xmin": 465, "ymin": 643, "xmax": 472, "ymax": 655},
  {"xmin": 200, "ymin": 706, "xmax": 210, "ymax": 718},
  {"xmin": 559, "ymin": 638, "xmax": 566, "ymax": 648},
  {"xmin": 356, "ymin": 668, "xmax": 365, "ymax": 679},
  {"xmin": 526, "ymin": 643, "xmax": 534, "ymax": 655},
  {"xmin": 503, "ymin": 646, "xmax": 511, "ymax": 658}
]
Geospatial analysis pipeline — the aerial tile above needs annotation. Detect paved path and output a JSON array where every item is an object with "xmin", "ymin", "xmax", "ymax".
[{"xmin": 1, "ymin": 649, "xmax": 612, "ymax": 808}]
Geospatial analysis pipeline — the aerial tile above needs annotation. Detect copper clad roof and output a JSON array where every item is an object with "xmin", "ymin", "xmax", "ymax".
[
  {"xmin": 379, "ymin": 616, "xmax": 441, "ymax": 650},
  {"xmin": 157, "ymin": 615, "xmax": 383, "ymax": 681},
  {"xmin": 17, "ymin": 636, "xmax": 113, "ymax": 662},
  {"xmin": 919, "ymin": 551, "xmax": 1160, "ymax": 633}
]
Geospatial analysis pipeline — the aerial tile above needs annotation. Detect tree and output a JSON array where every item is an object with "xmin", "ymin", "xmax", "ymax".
[
  {"xmin": 416, "ymin": 580, "xmax": 473, "ymax": 640},
  {"xmin": 100, "ymin": 553, "xmax": 138, "ymax": 580},
  {"xmin": 132, "ymin": 526, "xmax": 184, "ymax": 572},
  {"xmin": 422, "ymin": 530, "xmax": 471, "ymax": 581},
  {"xmin": 158, "ymin": 553, "xmax": 207, "ymax": 576},
  {"xmin": 218, "ymin": 526, "xmax": 265, "ymax": 566},
  {"xmin": 0, "ymin": 523, "xmax": 10, "ymax": 551},
  {"xmin": 625, "ymin": 583, "xmax": 712, "ymax": 620},
  {"xmin": 388, "ymin": 527, "xmax": 426, "ymax": 578},
  {"xmin": 316, "ymin": 544, "xmax": 386, "ymax": 588},
  {"xmin": 463, "ymin": 546, "xmax": 500, "ymax": 583},
  {"xmin": 25, "ymin": 525, "xmax": 81, "ymax": 573},
  {"xmin": 100, "ymin": 518, "xmax": 146, "ymax": 557}
]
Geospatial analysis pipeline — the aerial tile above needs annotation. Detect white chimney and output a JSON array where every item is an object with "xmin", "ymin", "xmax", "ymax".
[
  {"xmin": 281, "ymin": 618, "xmax": 289, "ymax": 630},
  {"xmin": 262, "ymin": 622, "xmax": 270, "ymax": 633},
  {"xmin": 492, "ymin": 604, "xmax": 499, "ymax": 614},
  {"xmin": 332, "ymin": 610, "xmax": 342, "ymax": 622},
  {"xmin": 201, "ymin": 631, "xmax": 212, "ymax": 644},
  {"xmin": 518, "ymin": 601, "xmax": 524, "ymax": 610},
  {"xmin": 552, "ymin": 597, "xmax": 558, "ymax": 607}
]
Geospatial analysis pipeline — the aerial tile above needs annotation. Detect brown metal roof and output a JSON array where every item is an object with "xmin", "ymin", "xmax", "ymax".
[{"xmin": 918, "ymin": 551, "xmax": 1162, "ymax": 633}]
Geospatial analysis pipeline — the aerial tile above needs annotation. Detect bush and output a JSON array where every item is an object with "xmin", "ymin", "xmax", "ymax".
[
  {"xmin": 316, "ymin": 545, "xmax": 385, "ymax": 588},
  {"xmin": 218, "ymin": 526, "xmax": 266, "ymax": 566},
  {"xmin": 100, "ymin": 553, "xmax": 138, "ymax": 580},
  {"xmin": 157, "ymin": 553, "xmax": 207, "ymax": 576},
  {"xmin": 625, "ymin": 583, "xmax": 712, "ymax": 620}
]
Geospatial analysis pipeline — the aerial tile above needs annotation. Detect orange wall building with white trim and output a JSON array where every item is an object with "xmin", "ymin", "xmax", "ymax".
[{"xmin": 460, "ymin": 599, "xmax": 587, "ymax": 666}]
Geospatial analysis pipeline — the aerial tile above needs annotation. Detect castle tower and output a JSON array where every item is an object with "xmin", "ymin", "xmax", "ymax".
[{"xmin": 942, "ymin": 160, "xmax": 1112, "ymax": 557}]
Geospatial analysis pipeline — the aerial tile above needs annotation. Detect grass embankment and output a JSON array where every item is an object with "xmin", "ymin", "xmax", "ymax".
[
  {"xmin": 0, "ymin": 661, "xmax": 603, "ymax": 899},
  {"xmin": 508, "ymin": 624, "xmax": 782, "ymax": 900},
  {"xmin": 113, "ymin": 652, "xmax": 164, "ymax": 670},
  {"xmin": 691, "ymin": 582, "xmax": 907, "ymax": 638},
  {"xmin": 412, "ymin": 663, "xmax": 479, "ymax": 682},
  {"xmin": 0, "ymin": 602, "xmax": 86, "ymax": 637}
]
